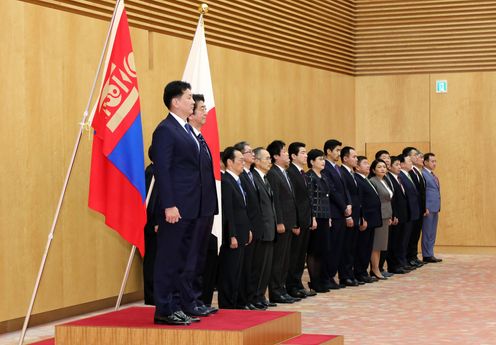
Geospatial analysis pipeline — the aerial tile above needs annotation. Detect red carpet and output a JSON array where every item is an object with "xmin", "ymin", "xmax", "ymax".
[
  {"xmin": 62, "ymin": 306, "xmax": 293, "ymax": 331},
  {"xmin": 281, "ymin": 334, "xmax": 340, "ymax": 344},
  {"xmin": 30, "ymin": 339, "xmax": 54, "ymax": 345}
]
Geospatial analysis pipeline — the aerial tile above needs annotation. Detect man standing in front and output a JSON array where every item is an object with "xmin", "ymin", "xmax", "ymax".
[
  {"xmin": 151, "ymin": 81, "xmax": 218, "ymax": 325},
  {"xmin": 422, "ymin": 153, "xmax": 442, "ymax": 263}
]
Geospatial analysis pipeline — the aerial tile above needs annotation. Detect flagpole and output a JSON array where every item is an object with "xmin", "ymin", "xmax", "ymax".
[
  {"xmin": 17, "ymin": 2, "xmax": 122, "ymax": 344},
  {"xmin": 115, "ymin": 176, "xmax": 155, "ymax": 310}
]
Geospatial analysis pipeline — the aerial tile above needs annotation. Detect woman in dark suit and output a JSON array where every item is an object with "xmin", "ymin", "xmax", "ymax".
[
  {"xmin": 368, "ymin": 159, "xmax": 393, "ymax": 279},
  {"xmin": 305, "ymin": 149, "xmax": 332, "ymax": 292}
]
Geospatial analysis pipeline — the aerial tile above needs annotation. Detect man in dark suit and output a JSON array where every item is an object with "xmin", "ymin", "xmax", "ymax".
[
  {"xmin": 322, "ymin": 139, "xmax": 352, "ymax": 289},
  {"xmin": 151, "ymin": 81, "xmax": 218, "ymax": 325},
  {"xmin": 286, "ymin": 142, "xmax": 316, "ymax": 298},
  {"xmin": 403, "ymin": 147, "xmax": 426, "ymax": 268},
  {"xmin": 387, "ymin": 155, "xmax": 411, "ymax": 274},
  {"xmin": 339, "ymin": 146, "xmax": 362, "ymax": 286},
  {"xmin": 188, "ymin": 94, "xmax": 219, "ymax": 311},
  {"xmin": 218, "ymin": 147, "xmax": 252, "ymax": 309},
  {"xmin": 354, "ymin": 156, "xmax": 381, "ymax": 283},
  {"xmin": 266, "ymin": 140, "xmax": 300, "ymax": 304},
  {"xmin": 252, "ymin": 147, "xmax": 278, "ymax": 309},
  {"xmin": 398, "ymin": 154, "xmax": 421, "ymax": 272},
  {"xmin": 233, "ymin": 141, "xmax": 263, "ymax": 309}
]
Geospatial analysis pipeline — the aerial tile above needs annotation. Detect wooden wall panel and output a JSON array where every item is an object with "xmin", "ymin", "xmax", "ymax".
[
  {"xmin": 0, "ymin": 1, "xmax": 355, "ymax": 323},
  {"xmin": 21, "ymin": 0, "xmax": 355, "ymax": 75},
  {"xmin": 430, "ymin": 72, "xmax": 496, "ymax": 246},
  {"xmin": 356, "ymin": 0, "xmax": 496, "ymax": 75}
]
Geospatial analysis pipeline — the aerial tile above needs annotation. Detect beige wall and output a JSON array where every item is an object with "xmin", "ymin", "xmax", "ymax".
[{"xmin": 0, "ymin": 1, "xmax": 354, "ymax": 323}]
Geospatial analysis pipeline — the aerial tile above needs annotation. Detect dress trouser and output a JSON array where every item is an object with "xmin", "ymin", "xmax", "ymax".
[
  {"xmin": 253, "ymin": 240, "xmax": 274, "ymax": 303},
  {"xmin": 218, "ymin": 244, "xmax": 245, "ymax": 308},
  {"xmin": 354, "ymin": 226, "xmax": 375, "ymax": 277},
  {"xmin": 407, "ymin": 218, "xmax": 423, "ymax": 261},
  {"xmin": 269, "ymin": 231, "xmax": 292, "ymax": 299},
  {"xmin": 286, "ymin": 227, "xmax": 311, "ymax": 291},
  {"xmin": 200, "ymin": 234, "xmax": 218, "ymax": 306},
  {"xmin": 327, "ymin": 218, "xmax": 346, "ymax": 279},
  {"xmin": 338, "ymin": 224, "xmax": 359, "ymax": 280}
]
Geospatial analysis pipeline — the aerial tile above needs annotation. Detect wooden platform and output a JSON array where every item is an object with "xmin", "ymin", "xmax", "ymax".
[
  {"xmin": 279, "ymin": 334, "xmax": 344, "ymax": 345},
  {"xmin": 55, "ymin": 307, "xmax": 301, "ymax": 345}
]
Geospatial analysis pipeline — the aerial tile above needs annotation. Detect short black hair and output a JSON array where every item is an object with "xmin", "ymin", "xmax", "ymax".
[
  {"xmin": 398, "ymin": 154, "xmax": 408, "ymax": 163},
  {"xmin": 222, "ymin": 146, "xmax": 238, "ymax": 167},
  {"xmin": 193, "ymin": 94, "xmax": 205, "ymax": 111},
  {"xmin": 307, "ymin": 149, "xmax": 324, "ymax": 168},
  {"xmin": 288, "ymin": 142, "xmax": 306, "ymax": 162},
  {"xmin": 402, "ymin": 146, "xmax": 418, "ymax": 157},
  {"xmin": 267, "ymin": 140, "xmax": 286, "ymax": 164},
  {"xmin": 323, "ymin": 139, "xmax": 342, "ymax": 155},
  {"xmin": 423, "ymin": 152, "xmax": 436, "ymax": 162},
  {"xmin": 369, "ymin": 159, "xmax": 387, "ymax": 178},
  {"xmin": 234, "ymin": 141, "xmax": 249, "ymax": 153},
  {"xmin": 357, "ymin": 155, "xmax": 367, "ymax": 165},
  {"xmin": 390, "ymin": 155, "xmax": 401, "ymax": 165},
  {"xmin": 163, "ymin": 80, "xmax": 191, "ymax": 109},
  {"xmin": 375, "ymin": 150, "xmax": 390, "ymax": 160},
  {"xmin": 340, "ymin": 146, "xmax": 355, "ymax": 161}
]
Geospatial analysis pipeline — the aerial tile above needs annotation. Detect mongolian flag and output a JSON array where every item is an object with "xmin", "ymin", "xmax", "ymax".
[
  {"xmin": 88, "ymin": 0, "xmax": 146, "ymax": 256},
  {"xmin": 182, "ymin": 14, "xmax": 222, "ymax": 247}
]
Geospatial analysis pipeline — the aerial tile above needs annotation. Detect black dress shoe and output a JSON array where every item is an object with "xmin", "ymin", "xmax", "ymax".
[
  {"xmin": 432, "ymin": 256, "xmax": 442, "ymax": 262},
  {"xmin": 354, "ymin": 278, "xmax": 365, "ymax": 285},
  {"xmin": 261, "ymin": 299, "xmax": 277, "ymax": 307},
  {"xmin": 300, "ymin": 288, "xmax": 317, "ymax": 297},
  {"xmin": 370, "ymin": 271, "xmax": 387, "ymax": 280},
  {"xmin": 177, "ymin": 310, "xmax": 200, "ymax": 322},
  {"xmin": 403, "ymin": 265, "xmax": 416, "ymax": 271},
  {"xmin": 154, "ymin": 312, "xmax": 191, "ymax": 325},
  {"xmin": 381, "ymin": 271, "xmax": 394, "ymax": 278},
  {"xmin": 341, "ymin": 278, "xmax": 359, "ymax": 287},
  {"xmin": 328, "ymin": 280, "xmax": 344, "ymax": 290},
  {"xmin": 424, "ymin": 256, "xmax": 442, "ymax": 263},
  {"xmin": 184, "ymin": 306, "xmax": 210, "ymax": 317},
  {"xmin": 357, "ymin": 275, "xmax": 376, "ymax": 283},
  {"xmin": 202, "ymin": 305, "xmax": 218, "ymax": 314},
  {"xmin": 282, "ymin": 293, "xmax": 301, "ymax": 302},
  {"xmin": 236, "ymin": 305, "xmax": 250, "ymax": 310},
  {"xmin": 252, "ymin": 302, "xmax": 268, "ymax": 310},
  {"xmin": 270, "ymin": 295, "xmax": 294, "ymax": 304},
  {"xmin": 389, "ymin": 268, "xmax": 407, "ymax": 274},
  {"xmin": 288, "ymin": 289, "xmax": 306, "ymax": 299},
  {"xmin": 414, "ymin": 258, "xmax": 425, "ymax": 266}
]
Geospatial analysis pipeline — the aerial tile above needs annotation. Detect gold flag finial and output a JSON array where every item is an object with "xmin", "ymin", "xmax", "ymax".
[{"xmin": 199, "ymin": 3, "xmax": 209, "ymax": 14}]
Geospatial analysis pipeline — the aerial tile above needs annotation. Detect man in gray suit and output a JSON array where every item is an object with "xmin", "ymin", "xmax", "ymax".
[{"xmin": 421, "ymin": 153, "xmax": 442, "ymax": 263}]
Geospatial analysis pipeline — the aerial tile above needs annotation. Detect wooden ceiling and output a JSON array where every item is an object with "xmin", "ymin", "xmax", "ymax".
[{"xmin": 19, "ymin": 0, "xmax": 496, "ymax": 75}]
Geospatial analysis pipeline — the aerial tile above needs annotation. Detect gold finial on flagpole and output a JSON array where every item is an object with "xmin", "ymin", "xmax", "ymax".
[{"xmin": 198, "ymin": 3, "xmax": 209, "ymax": 15}]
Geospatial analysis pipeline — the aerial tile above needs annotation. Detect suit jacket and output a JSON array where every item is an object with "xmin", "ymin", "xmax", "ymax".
[
  {"xmin": 340, "ymin": 166, "xmax": 361, "ymax": 224},
  {"xmin": 322, "ymin": 160, "xmax": 350, "ymax": 219},
  {"xmin": 306, "ymin": 170, "xmax": 332, "ymax": 219},
  {"xmin": 369, "ymin": 176, "xmax": 393, "ymax": 220},
  {"xmin": 240, "ymin": 170, "xmax": 262, "ymax": 239},
  {"xmin": 221, "ymin": 172, "xmax": 251, "ymax": 245},
  {"xmin": 410, "ymin": 166, "xmax": 426, "ymax": 213},
  {"xmin": 287, "ymin": 163, "xmax": 312, "ymax": 229},
  {"xmin": 151, "ymin": 114, "xmax": 218, "ymax": 219},
  {"xmin": 399, "ymin": 171, "xmax": 421, "ymax": 221},
  {"xmin": 266, "ymin": 165, "xmax": 298, "ymax": 230},
  {"xmin": 355, "ymin": 174, "xmax": 382, "ymax": 228},
  {"xmin": 422, "ymin": 169, "xmax": 441, "ymax": 212},
  {"xmin": 388, "ymin": 172, "xmax": 409, "ymax": 224},
  {"xmin": 252, "ymin": 170, "xmax": 277, "ymax": 242}
]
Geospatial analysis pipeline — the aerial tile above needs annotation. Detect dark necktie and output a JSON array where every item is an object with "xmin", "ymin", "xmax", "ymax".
[
  {"xmin": 300, "ymin": 169, "xmax": 307, "ymax": 186},
  {"xmin": 184, "ymin": 123, "xmax": 199, "ymax": 150},
  {"xmin": 247, "ymin": 170, "xmax": 255, "ymax": 187},
  {"xmin": 263, "ymin": 175, "xmax": 273, "ymax": 197},
  {"xmin": 334, "ymin": 164, "xmax": 342, "ymax": 177},
  {"xmin": 196, "ymin": 132, "xmax": 211, "ymax": 159},
  {"xmin": 283, "ymin": 169, "xmax": 293, "ymax": 191},
  {"xmin": 236, "ymin": 178, "xmax": 246, "ymax": 204},
  {"xmin": 397, "ymin": 175, "xmax": 405, "ymax": 194},
  {"xmin": 431, "ymin": 171, "xmax": 440, "ymax": 188}
]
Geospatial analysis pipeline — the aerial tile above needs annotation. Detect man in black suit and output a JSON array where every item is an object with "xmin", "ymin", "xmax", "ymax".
[
  {"xmin": 354, "ymin": 156, "xmax": 381, "ymax": 283},
  {"xmin": 218, "ymin": 147, "xmax": 252, "ymax": 309},
  {"xmin": 403, "ymin": 147, "xmax": 426, "ymax": 268},
  {"xmin": 286, "ymin": 142, "xmax": 316, "ymax": 298},
  {"xmin": 233, "ymin": 141, "xmax": 263, "ymax": 310},
  {"xmin": 322, "ymin": 139, "xmax": 352, "ymax": 289},
  {"xmin": 398, "ymin": 154, "xmax": 421, "ymax": 272},
  {"xmin": 252, "ymin": 147, "xmax": 278, "ymax": 309},
  {"xmin": 188, "ymin": 94, "xmax": 219, "ymax": 311},
  {"xmin": 339, "ymin": 146, "xmax": 362, "ymax": 286},
  {"xmin": 151, "ymin": 81, "xmax": 218, "ymax": 325},
  {"xmin": 266, "ymin": 140, "xmax": 300, "ymax": 304}
]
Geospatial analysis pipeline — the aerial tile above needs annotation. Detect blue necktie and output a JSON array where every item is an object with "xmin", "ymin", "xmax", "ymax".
[
  {"xmin": 197, "ymin": 132, "xmax": 211, "ymax": 159},
  {"xmin": 184, "ymin": 123, "xmax": 199, "ymax": 150},
  {"xmin": 236, "ymin": 178, "xmax": 246, "ymax": 204},
  {"xmin": 334, "ymin": 164, "xmax": 342, "ymax": 177}
]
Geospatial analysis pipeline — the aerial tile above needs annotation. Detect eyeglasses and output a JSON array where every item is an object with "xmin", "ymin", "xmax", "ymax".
[{"xmin": 243, "ymin": 150, "xmax": 254, "ymax": 155}]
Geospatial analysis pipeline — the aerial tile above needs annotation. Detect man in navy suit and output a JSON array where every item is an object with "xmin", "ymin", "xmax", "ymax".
[
  {"xmin": 322, "ymin": 139, "xmax": 352, "ymax": 289},
  {"xmin": 422, "ymin": 153, "xmax": 442, "ymax": 263},
  {"xmin": 151, "ymin": 81, "xmax": 218, "ymax": 325}
]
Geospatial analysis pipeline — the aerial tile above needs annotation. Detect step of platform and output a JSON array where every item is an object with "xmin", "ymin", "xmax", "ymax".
[
  {"xmin": 278, "ymin": 334, "xmax": 344, "ymax": 345},
  {"xmin": 55, "ymin": 306, "xmax": 301, "ymax": 345}
]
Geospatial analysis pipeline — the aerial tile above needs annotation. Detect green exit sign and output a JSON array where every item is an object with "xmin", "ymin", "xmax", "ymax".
[{"xmin": 436, "ymin": 80, "xmax": 447, "ymax": 93}]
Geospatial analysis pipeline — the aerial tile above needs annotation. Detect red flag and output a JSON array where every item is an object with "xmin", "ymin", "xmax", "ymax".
[
  {"xmin": 88, "ymin": 1, "xmax": 146, "ymax": 256},
  {"xmin": 182, "ymin": 16, "xmax": 222, "ymax": 246}
]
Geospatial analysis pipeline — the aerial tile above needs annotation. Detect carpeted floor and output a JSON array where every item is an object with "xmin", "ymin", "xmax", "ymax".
[{"xmin": 2, "ymin": 253, "xmax": 496, "ymax": 345}]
